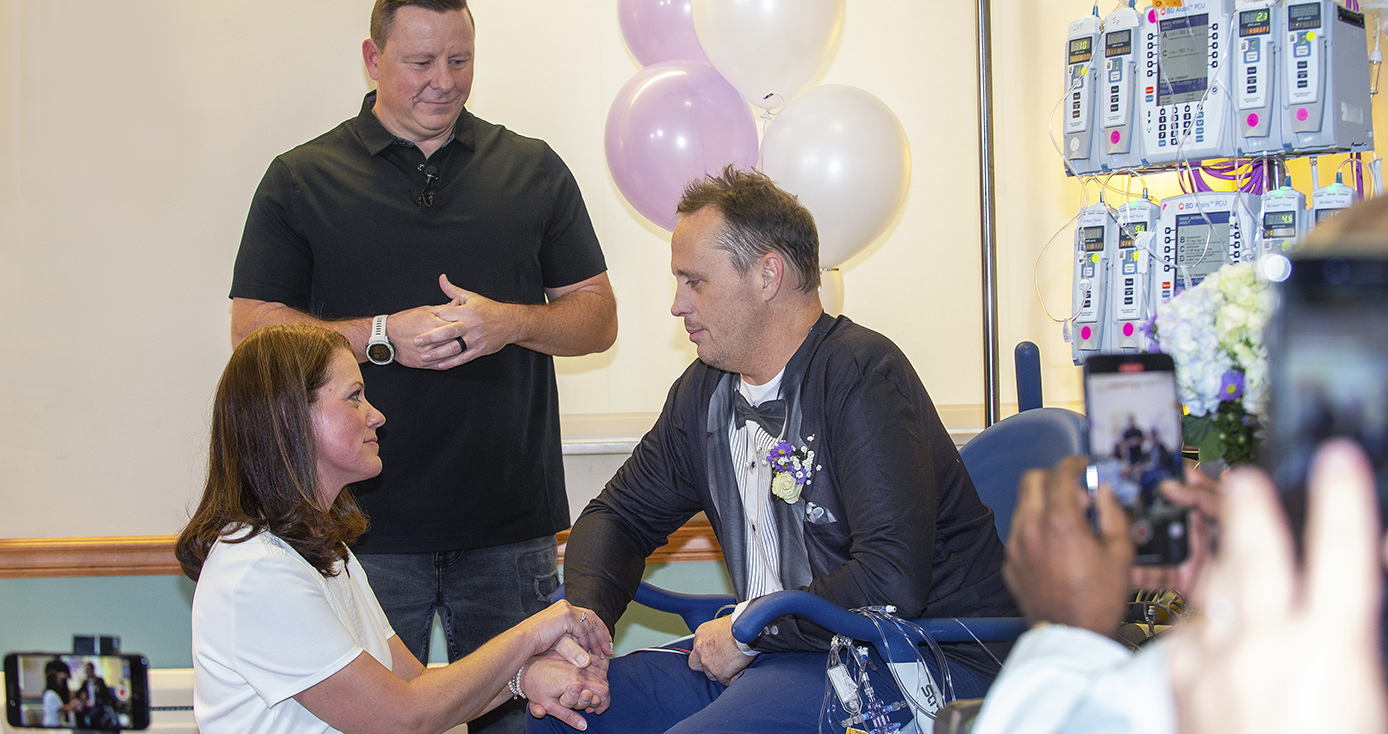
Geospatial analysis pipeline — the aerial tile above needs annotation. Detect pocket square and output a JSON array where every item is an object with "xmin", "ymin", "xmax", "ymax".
[{"xmin": 805, "ymin": 501, "xmax": 837, "ymax": 525}]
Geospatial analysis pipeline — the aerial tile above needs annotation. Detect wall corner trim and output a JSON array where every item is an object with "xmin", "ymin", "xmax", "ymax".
[{"xmin": 0, "ymin": 520, "xmax": 724, "ymax": 578}]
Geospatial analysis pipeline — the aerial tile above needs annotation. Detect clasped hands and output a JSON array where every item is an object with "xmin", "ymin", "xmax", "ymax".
[
  {"xmin": 520, "ymin": 601, "xmax": 614, "ymax": 730},
  {"xmin": 385, "ymin": 274, "xmax": 519, "ymax": 370}
]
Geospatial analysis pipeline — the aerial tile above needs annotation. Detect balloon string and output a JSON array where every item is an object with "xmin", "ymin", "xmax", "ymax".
[{"xmin": 756, "ymin": 94, "xmax": 785, "ymax": 171}]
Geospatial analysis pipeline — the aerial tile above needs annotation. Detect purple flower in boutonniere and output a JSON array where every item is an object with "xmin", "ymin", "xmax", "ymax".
[{"xmin": 766, "ymin": 435, "xmax": 817, "ymax": 504}]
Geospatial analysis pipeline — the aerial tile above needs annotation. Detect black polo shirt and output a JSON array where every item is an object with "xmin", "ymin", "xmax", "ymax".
[{"xmin": 231, "ymin": 92, "xmax": 606, "ymax": 553}]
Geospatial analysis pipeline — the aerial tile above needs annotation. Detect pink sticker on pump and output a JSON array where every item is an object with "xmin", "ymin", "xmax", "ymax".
[
  {"xmin": 1110, "ymin": 130, "xmax": 1121, "ymax": 144},
  {"xmin": 1247, "ymin": 112, "xmax": 1259, "ymax": 127},
  {"xmin": 1296, "ymin": 107, "xmax": 1309, "ymax": 122},
  {"xmin": 1123, "ymin": 323, "xmax": 1135, "ymax": 337},
  {"xmin": 1148, "ymin": 9, "xmax": 1158, "ymax": 22},
  {"xmin": 1080, "ymin": 325, "xmax": 1093, "ymax": 341}
]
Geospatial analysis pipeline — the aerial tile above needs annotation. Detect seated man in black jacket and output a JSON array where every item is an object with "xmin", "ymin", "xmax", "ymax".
[{"xmin": 534, "ymin": 167, "xmax": 1016, "ymax": 734}]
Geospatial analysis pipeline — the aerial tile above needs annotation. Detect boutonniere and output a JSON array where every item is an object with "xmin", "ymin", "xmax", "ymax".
[{"xmin": 765, "ymin": 436, "xmax": 819, "ymax": 504}]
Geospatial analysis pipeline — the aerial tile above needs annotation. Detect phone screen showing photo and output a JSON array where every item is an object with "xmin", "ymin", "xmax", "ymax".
[
  {"xmin": 1084, "ymin": 354, "xmax": 1188, "ymax": 565},
  {"xmin": 5, "ymin": 653, "xmax": 144, "ymax": 730},
  {"xmin": 1087, "ymin": 364, "xmax": 1184, "ymax": 512}
]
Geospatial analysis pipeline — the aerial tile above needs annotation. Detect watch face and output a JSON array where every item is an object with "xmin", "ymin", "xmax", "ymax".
[{"xmin": 367, "ymin": 342, "xmax": 392, "ymax": 364}]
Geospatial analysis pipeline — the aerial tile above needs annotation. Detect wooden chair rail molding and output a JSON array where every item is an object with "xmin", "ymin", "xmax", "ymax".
[{"xmin": 0, "ymin": 520, "xmax": 723, "ymax": 579}]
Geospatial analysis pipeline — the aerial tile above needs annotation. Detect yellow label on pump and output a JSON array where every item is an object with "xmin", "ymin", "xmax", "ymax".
[
  {"xmin": 1091, "ymin": 253, "xmax": 1101, "ymax": 263},
  {"xmin": 1152, "ymin": 0, "xmax": 1184, "ymax": 7}
]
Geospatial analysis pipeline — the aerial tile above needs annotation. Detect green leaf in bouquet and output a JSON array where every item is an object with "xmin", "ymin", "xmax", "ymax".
[
  {"xmin": 1199, "ymin": 430, "xmax": 1226, "ymax": 462},
  {"xmin": 1183, "ymin": 414, "xmax": 1214, "ymax": 450}
]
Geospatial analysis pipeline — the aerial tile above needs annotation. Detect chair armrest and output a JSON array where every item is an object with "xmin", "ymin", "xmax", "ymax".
[
  {"xmin": 633, "ymin": 582, "xmax": 737, "ymax": 633},
  {"xmin": 731, "ymin": 590, "xmax": 1028, "ymax": 645}
]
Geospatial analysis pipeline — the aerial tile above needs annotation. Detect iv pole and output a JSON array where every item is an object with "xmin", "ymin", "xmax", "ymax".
[{"xmin": 977, "ymin": 0, "xmax": 1002, "ymax": 427}]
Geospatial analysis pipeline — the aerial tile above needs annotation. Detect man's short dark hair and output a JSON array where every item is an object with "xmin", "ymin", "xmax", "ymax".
[
  {"xmin": 677, "ymin": 166, "xmax": 820, "ymax": 293},
  {"xmin": 370, "ymin": 0, "xmax": 472, "ymax": 51}
]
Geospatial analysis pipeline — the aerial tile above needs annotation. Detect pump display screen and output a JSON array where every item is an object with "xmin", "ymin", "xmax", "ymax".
[
  {"xmin": 1070, "ymin": 36, "xmax": 1094, "ymax": 64},
  {"xmin": 1316, "ymin": 207, "xmax": 1343, "ymax": 223},
  {"xmin": 1119, "ymin": 221, "xmax": 1147, "ymax": 248},
  {"xmin": 1082, "ymin": 226, "xmax": 1106, "ymax": 252},
  {"xmin": 1288, "ymin": 3, "xmax": 1322, "ymax": 31},
  {"xmin": 1175, "ymin": 211, "xmax": 1231, "ymax": 281},
  {"xmin": 1158, "ymin": 14, "xmax": 1211, "ymax": 106},
  {"xmin": 1106, "ymin": 30, "xmax": 1133, "ymax": 57},
  {"xmin": 1264, "ymin": 210, "xmax": 1297, "ymax": 235},
  {"xmin": 1240, "ymin": 9, "xmax": 1272, "ymax": 36}
]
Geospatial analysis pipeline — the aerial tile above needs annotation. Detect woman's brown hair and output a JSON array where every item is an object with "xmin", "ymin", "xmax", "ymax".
[{"xmin": 175, "ymin": 325, "xmax": 368, "ymax": 580}]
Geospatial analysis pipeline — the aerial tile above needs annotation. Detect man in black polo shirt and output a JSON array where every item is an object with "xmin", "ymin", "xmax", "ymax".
[{"xmin": 228, "ymin": 2, "xmax": 615, "ymax": 732}]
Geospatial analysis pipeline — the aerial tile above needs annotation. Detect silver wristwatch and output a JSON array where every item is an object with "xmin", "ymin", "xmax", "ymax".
[{"xmin": 366, "ymin": 314, "xmax": 394, "ymax": 365}]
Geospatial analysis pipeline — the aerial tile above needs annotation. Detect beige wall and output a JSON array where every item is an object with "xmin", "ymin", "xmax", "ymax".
[{"xmin": 7, "ymin": 0, "xmax": 1378, "ymax": 538}]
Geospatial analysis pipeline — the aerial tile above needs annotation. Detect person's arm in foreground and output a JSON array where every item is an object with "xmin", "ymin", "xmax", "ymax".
[
  {"xmin": 294, "ymin": 600, "xmax": 612, "ymax": 734},
  {"xmin": 973, "ymin": 456, "xmax": 1169, "ymax": 734},
  {"xmin": 1167, "ymin": 439, "xmax": 1388, "ymax": 734}
]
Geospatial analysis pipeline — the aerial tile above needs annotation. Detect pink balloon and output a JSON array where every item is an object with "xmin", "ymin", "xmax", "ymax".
[
  {"xmin": 605, "ymin": 60, "xmax": 759, "ymax": 231},
  {"xmin": 618, "ymin": 0, "xmax": 710, "ymax": 66}
]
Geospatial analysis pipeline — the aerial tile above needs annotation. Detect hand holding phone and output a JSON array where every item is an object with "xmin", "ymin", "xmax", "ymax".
[{"xmin": 1084, "ymin": 352, "xmax": 1191, "ymax": 566}]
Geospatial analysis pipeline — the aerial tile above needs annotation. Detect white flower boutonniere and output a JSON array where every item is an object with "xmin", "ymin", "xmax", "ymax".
[{"xmin": 765, "ymin": 436, "xmax": 819, "ymax": 504}]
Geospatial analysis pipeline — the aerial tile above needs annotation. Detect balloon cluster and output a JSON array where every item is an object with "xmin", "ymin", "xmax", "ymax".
[{"xmin": 609, "ymin": 0, "xmax": 911, "ymax": 268}]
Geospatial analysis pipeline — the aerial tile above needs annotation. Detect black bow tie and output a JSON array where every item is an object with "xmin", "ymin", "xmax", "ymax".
[{"xmin": 734, "ymin": 392, "xmax": 786, "ymax": 437}]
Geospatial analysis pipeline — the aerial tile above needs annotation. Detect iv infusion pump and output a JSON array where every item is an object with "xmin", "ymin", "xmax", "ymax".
[
  {"xmin": 1070, "ymin": 193, "xmax": 1256, "ymax": 365},
  {"xmin": 1067, "ymin": 188, "xmax": 1335, "ymax": 364},
  {"xmin": 1235, "ymin": 0, "xmax": 1283, "ymax": 155},
  {"xmin": 1069, "ymin": 198, "xmax": 1161, "ymax": 364},
  {"xmin": 1154, "ymin": 193, "xmax": 1258, "ymax": 302},
  {"xmin": 1141, "ymin": 0, "xmax": 1235, "ymax": 167},
  {"xmin": 1066, "ymin": 0, "xmax": 1370, "ymax": 175},
  {"xmin": 1109, "ymin": 199, "xmax": 1162, "ymax": 353},
  {"xmin": 1284, "ymin": 1, "xmax": 1372, "ymax": 153},
  {"xmin": 1071, "ymin": 203, "xmax": 1119, "ymax": 364},
  {"xmin": 1066, "ymin": 16, "xmax": 1103, "ymax": 174},
  {"xmin": 1102, "ymin": 8, "xmax": 1143, "ymax": 170},
  {"xmin": 1257, "ymin": 183, "xmax": 1306, "ymax": 258}
]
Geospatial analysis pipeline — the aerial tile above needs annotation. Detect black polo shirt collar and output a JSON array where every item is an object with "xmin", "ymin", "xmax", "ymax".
[{"xmin": 353, "ymin": 90, "xmax": 475, "ymax": 157}]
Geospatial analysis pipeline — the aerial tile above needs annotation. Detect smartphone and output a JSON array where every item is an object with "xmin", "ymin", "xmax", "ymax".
[
  {"xmin": 1264, "ymin": 256, "xmax": 1388, "ymax": 549},
  {"xmin": 4, "ymin": 652, "xmax": 150, "ymax": 730},
  {"xmin": 1083, "ymin": 352, "xmax": 1190, "ymax": 565}
]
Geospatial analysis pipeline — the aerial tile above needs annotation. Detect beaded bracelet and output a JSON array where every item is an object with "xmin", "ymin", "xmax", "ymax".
[{"xmin": 508, "ymin": 663, "xmax": 527, "ymax": 700}]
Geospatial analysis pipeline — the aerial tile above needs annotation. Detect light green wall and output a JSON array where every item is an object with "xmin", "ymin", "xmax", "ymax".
[
  {"xmin": 0, "ymin": 575, "xmax": 197, "ymax": 668},
  {"xmin": 0, "ymin": 562, "xmax": 734, "ymax": 668}
]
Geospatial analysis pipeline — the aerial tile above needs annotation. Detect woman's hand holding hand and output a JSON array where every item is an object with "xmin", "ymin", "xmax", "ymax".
[
  {"xmin": 524, "ymin": 600, "xmax": 613, "ymax": 662},
  {"xmin": 520, "ymin": 649, "xmax": 611, "ymax": 730}
]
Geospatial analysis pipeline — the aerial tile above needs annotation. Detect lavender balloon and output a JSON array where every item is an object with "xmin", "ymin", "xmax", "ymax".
[
  {"xmin": 605, "ymin": 60, "xmax": 759, "ymax": 231},
  {"xmin": 618, "ymin": 0, "xmax": 710, "ymax": 66}
]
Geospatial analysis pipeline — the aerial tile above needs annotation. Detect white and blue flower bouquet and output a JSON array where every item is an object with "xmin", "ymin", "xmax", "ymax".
[{"xmin": 1152, "ymin": 262, "xmax": 1274, "ymax": 466}]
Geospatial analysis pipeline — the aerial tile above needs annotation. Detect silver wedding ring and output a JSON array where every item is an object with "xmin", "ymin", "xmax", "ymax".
[{"xmin": 579, "ymin": 612, "xmax": 588, "ymax": 624}]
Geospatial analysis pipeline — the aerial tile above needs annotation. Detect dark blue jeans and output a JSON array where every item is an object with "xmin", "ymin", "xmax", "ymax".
[
  {"xmin": 358, "ymin": 535, "xmax": 559, "ymax": 734},
  {"xmin": 527, "ymin": 638, "xmax": 995, "ymax": 734}
]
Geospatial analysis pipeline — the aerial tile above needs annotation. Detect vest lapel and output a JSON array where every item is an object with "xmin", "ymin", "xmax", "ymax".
[{"xmin": 706, "ymin": 372, "xmax": 749, "ymax": 599}]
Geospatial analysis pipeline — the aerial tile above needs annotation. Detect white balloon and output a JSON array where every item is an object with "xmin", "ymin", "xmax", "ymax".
[
  {"xmin": 691, "ymin": 0, "xmax": 844, "ymax": 109},
  {"xmin": 760, "ymin": 85, "xmax": 911, "ymax": 267}
]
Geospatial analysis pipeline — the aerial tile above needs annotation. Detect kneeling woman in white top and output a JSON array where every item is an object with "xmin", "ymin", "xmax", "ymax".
[{"xmin": 176, "ymin": 325, "xmax": 611, "ymax": 734}]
